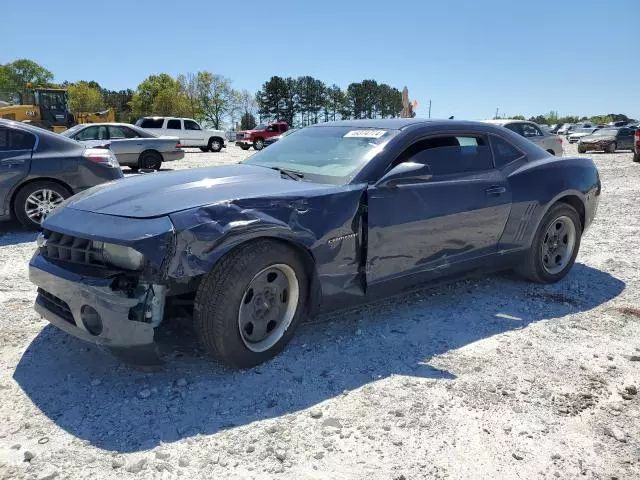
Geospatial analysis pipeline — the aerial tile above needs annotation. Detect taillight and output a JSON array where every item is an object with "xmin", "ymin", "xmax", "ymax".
[
  {"xmin": 83, "ymin": 148, "xmax": 119, "ymax": 168},
  {"xmin": 176, "ymin": 143, "xmax": 182, "ymax": 149},
  {"xmin": 635, "ymin": 129, "xmax": 640, "ymax": 142}
]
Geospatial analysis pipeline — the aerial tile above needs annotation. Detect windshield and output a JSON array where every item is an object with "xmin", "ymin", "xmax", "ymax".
[
  {"xmin": 242, "ymin": 126, "xmax": 399, "ymax": 184},
  {"xmin": 592, "ymin": 128, "xmax": 618, "ymax": 136},
  {"xmin": 60, "ymin": 124, "xmax": 83, "ymax": 137},
  {"xmin": 252, "ymin": 124, "xmax": 266, "ymax": 131}
]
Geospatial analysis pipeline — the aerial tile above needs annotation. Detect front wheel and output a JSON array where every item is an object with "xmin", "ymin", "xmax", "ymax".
[
  {"xmin": 517, "ymin": 203, "xmax": 581, "ymax": 283},
  {"xmin": 633, "ymin": 151, "xmax": 640, "ymax": 163},
  {"xmin": 14, "ymin": 181, "xmax": 71, "ymax": 230},
  {"xmin": 606, "ymin": 142, "xmax": 617, "ymax": 153},
  {"xmin": 194, "ymin": 240, "xmax": 308, "ymax": 368},
  {"xmin": 240, "ymin": 145, "xmax": 250, "ymax": 151},
  {"xmin": 577, "ymin": 145, "xmax": 586, "ymax": 154},
  {"xmin": 253, "ymin": 139, "xmax": 264, "ymax": 150}
]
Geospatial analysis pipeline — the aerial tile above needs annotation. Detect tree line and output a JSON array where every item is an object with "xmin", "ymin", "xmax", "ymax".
[
  {"xmin": 1, "ymin": 59, "xmax": 634, "ymax": 130},
  {"xmin": 498, "ymin": 111, "xmax": 634, "ymax": 126},
  {"xmin": 255, "ymin": 76, "xmax": 405, "ymax": 127}
]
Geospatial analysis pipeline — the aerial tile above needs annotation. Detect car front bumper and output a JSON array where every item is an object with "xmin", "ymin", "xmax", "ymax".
[
  {"xmin": 29, "ymin": 253, "xmax": 158, "ymax": 353},
  {"xmin": 235, "ymin": 140, "xmax": 252, "ymax": 147},
  {"xmin": 162, "ymin": 149, "xmax": 185, "ymax": 162}
]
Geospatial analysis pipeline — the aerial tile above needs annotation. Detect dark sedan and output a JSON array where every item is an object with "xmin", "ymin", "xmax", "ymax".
[
  {"xmin": 578, "ymin": 127, "xmax": 636, "ymax": 153},
  {"xmin": 29, "ymin": 119, "xmax": 600, "ymax": 368},
  {"xmin": 0, "ymin": 119, "xmax": 123, "ymax": 229}
]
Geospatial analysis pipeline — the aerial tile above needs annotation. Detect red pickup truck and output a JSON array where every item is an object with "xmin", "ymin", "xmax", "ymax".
[{"xmin": 235, "ymin": 121, "xmax": 289, "ymax": 150}]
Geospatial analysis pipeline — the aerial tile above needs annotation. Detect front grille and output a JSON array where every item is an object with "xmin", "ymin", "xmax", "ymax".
[
  {"xmin": 37, "ymin": 288, "xmax": 74, "ymax": 325},
  {"xmin": 40, "ymin": 230, "xmax": 105, "ymax": 268}
]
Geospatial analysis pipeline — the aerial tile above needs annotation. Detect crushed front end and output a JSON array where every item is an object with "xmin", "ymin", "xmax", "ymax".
[{"xmin": 28, "ymin": 207, "xmax": 176, "ymax": 365}]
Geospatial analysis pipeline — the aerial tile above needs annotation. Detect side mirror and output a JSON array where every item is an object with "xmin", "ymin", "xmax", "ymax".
[{"xmin": 377, "ymin": 161, "xmax": 433, "ymax": 188}]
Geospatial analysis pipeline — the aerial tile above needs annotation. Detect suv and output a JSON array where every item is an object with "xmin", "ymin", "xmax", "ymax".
[
  {"xmin": 135, "ymin": 117, "xmax": 226, "ymax": 152},
  {"xmin": 235, "ymin": 122, "xmax": 289, "ymax": 150},
  {"xmin": 482, "ymin": 119, "xmax": 563, "ymax": 156}
]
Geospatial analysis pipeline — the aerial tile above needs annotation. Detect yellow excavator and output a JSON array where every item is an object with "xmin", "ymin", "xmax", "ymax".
[{"xmin": 0, "ymin": 86, "xmax": 115, "ymax": 133}]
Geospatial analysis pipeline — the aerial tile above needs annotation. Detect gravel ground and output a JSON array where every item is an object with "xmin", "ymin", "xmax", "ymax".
[{"xmin": 1, "ymin": 143, "xmax": 639, "ymax": 480}]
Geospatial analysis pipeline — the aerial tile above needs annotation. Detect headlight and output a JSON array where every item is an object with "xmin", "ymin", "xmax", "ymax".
[{"xmin": 93, "ymin": 241, "xmax": 144, "ymax": 270}]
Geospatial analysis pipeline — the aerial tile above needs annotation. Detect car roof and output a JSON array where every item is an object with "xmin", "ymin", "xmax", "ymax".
[
  {"xmin": 307, "ymin": 118, "xmax": 506, "ymax": 130},
  {"xmin": 482, "ymin": 119, "xmax": 532, "ymax": 125}
]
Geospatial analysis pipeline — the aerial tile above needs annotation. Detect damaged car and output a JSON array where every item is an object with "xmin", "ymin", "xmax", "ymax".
[{"xmin": 29, "ymin": 119, "xmax": 601, "ymax": 368}]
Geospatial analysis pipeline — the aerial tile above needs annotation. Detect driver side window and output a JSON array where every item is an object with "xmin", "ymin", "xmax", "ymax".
[{"xmin": 394, "ymin": 135, "xmax": 493, "ymax": 176}]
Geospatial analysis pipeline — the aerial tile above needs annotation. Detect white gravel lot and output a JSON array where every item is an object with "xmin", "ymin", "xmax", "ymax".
[{"xmin": 1, "ymin": 143, "xmax": 639, "ymax": 480}]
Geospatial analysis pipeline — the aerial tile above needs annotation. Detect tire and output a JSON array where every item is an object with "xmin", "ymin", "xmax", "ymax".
[
  {"xmin": 138, "ymin": 151, "xmax": 162, "ymax": 170},
  {"xmin": 14, "ymin": 181, "xmax": 71, "ymax": 230},
  {"xmin": 208, "ymin": 138, "xmax": 223, "ymax": 153},
  {"xmin": 253, "ymin": 138, "xmax": 264, "ymax": 150},
  {"xmin": 577, "ymin": 145, "xmax": 586, "ymax": 154},
  {"xmin": 129, "ymin": 166, "xmax": 140, "ymax": 172},
  {"xmin": 606, "ymin": 142, "xmax": 617, "ymax": 153},
  {"xmin": 240, "ymin": 145, "xmax": 250, "ymax": 151},
  {"xmin": 546, "ymin": 149, "xmax": 555, "ymax": 156},
  {"xmin": 517, "ymin": 202, "xmax": 582, "ymax": 284},
  {"xmin": 194, "ymin": 240, "xmax": 308, "ymax": 368},
  {"xmin": 634, "ymin": 151, "xmax": 640, "ymax": 163},
  {"xmin": 200, "ymin": 147, "xmax": 209, "ymax": 152}
]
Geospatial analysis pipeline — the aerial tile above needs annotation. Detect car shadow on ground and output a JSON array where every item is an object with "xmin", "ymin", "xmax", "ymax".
[
  {"xmin": 13, "ymin": 263, "xmax": 624, "ymax": 453},
  {"xmin": 0, "ymin": 223, "xmax": 38, "ymax": 246}
]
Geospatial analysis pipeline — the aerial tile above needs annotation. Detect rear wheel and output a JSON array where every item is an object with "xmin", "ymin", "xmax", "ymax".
[
  {"xmin": 138, "ymin": 151, "xmax": 162, "ymax": 170},
  {"xmin": 194, "ymin": 240, "xmax": 308, "ymax": 368},
  {"xmin": 240, "ymin": 145, "xmax": 250, "ymax": 151},
  {"xmin": 546, "ymin": 149, "xmax": 556, "ymax": 156},
  {"xmin": 200, "ymin": 147, "xmax": 209, "ymax": 152},
  {"xmin": 517, "ymin": 203, "xmax": 581, "ymax": 284},
  {"xmin": 208, "ymin": 138, "xmax": 223, "ymax": 152},
  {"xmin": 253, "ymin": 138, "xmax": 264, "ymax": 150},
  {"xmin": 634, "ymin": 151, "xmax": 640, "ymax": 163},
  {"xmin": 14, "ymin": 181, "xmax": 71, "ymax": 230},
  {"xmin": 577, "ymin": 145, "xmax": 586, "ymax": 154},
  {"xmin": 129, "ymin": 166, "xmax": 139, "ymax": 172},
  {"xmin": 606, "ymin": 142, "xmax": 617, "ymax": 153}
]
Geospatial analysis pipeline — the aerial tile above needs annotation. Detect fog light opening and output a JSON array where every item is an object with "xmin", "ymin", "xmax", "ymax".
[{"xmin": 81, "ymin": 305, "xmax": 103, "ymax": 336}]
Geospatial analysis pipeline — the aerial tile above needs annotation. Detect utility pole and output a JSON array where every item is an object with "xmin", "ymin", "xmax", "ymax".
[{"xmin": 428, "ymin": 100, "xmax": 432, "ymax": 118}]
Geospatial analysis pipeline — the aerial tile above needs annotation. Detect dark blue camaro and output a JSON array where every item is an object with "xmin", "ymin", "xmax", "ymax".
[{"xmin": 29, "ymin": 119, "xmax": 600, "ymax": 368}]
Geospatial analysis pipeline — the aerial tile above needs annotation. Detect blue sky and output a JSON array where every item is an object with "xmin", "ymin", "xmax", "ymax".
[{"xmin": 3, "ymin": 0, "xmax": 638, "ymax": 120}]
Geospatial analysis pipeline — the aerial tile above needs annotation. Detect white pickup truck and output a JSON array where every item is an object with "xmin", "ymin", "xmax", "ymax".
[{"xmin": 135, "ymin": 117, "xmax": 226, "ymax": 152}]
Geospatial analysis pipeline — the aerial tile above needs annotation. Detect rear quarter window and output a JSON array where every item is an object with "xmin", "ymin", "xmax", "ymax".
[
  {"xmin": 490, "ymin": 136, "xmax": 524, "ymax": 167},
  {"xmin": 140, "ymin": 118, "xmax": 165, "ymax": 129},
  {"xmin": 0, "ymin": 128, "xmax": 36, "ymax": 150}
]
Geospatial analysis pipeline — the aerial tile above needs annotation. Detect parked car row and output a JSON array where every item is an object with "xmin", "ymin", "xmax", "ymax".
[{"xmin": 483, "ymin": 119, "xmax": 563, "ymax": 156}]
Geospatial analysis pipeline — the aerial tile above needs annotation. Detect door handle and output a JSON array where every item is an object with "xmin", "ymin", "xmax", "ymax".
[{"xmin": 485, "ymin": 186, "xmax": 506, "ymax": 196}]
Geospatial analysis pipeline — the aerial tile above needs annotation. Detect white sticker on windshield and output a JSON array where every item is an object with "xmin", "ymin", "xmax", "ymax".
[{"xmin": 343, "ymin": 129, "xmax": 387, "ymax": 139}]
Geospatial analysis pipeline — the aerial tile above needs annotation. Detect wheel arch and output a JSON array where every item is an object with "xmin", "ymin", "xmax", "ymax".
[
  {"xmin": 138, "ymin": 148, "xmax": 161, "ymax": 160},
  {"xmin": 208, "ymin": 135, "xmax": 224, "ymax": 144},
  {"xmin": 188, "ymin": 235, "xmax": 322, "ymax": 315},
  {"xmin": 10, "ymin": 177, "xmax": 73, "ymax": 217}
]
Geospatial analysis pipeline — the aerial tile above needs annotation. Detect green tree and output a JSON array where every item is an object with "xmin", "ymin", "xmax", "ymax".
[
  {"xmin": 130, "ymin": 73, "xmax": 189, "ymax": 118},
  {"xmin": 177, "ymin": 72, "xmax": 200, "ymax": 119},
  {"xmin": 297, "ymin": 76, "xmax": 326, "ymax": 125},
  {"xmin": 545, "ymin": 110, "xmax": 559, "ymax": 125},
  {"xmin": 256, "ymin": 76, "xmax": 297, "ymax": 126},
  {"xmin": 240, "ymin": 112, "xmax": 257, "ymax": 130},
  {"xmin": 196, "ymin": 71, "xmax": 235, "ymax": 129},
  {"xmin": 324, "ymin": 84, "xmax": 347, "ymax": 121},
  {"xmin": 0, "ymin": 59, "xmax": 54, "ymax": 102},
  {"xmin": 67, "ymin": 82, "xmax": 104, "ymax": 112}
]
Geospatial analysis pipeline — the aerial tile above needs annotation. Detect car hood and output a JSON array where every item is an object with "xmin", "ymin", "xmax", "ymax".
[{"xmin": 64, "ymin": 164, "xmax": 337, "ymax": 218}]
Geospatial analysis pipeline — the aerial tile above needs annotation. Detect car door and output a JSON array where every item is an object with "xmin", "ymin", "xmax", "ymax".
[
  {"xmin": 0, "ymin": 126, "xmax": 35, "ymax": 215},
  {"xmin": 366, "ymin": 133, "xmax": 512, "ymax": 285},
  {"xmin": 618, "ymin": 128, "xmax": 634, "ymax": 149},
  {"xmin": 183, "ymin": 119, "xmax": 204, "ymax": 146},
  {"xmin": 107, "ymin": 125, "xmax": 143, "ymax": 166},
  {"xmin": 165, "ymin": 118, "xmax": 184, "ymax": 144}
]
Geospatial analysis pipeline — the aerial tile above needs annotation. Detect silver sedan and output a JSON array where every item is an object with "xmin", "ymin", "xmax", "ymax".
[
  {"xmin": 483, "ymin": 120, "xmax": 564, "ymax": 156},
  {"xmin": 62, "ymin": 123, "xmax": 184, "ymax": 171}
]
